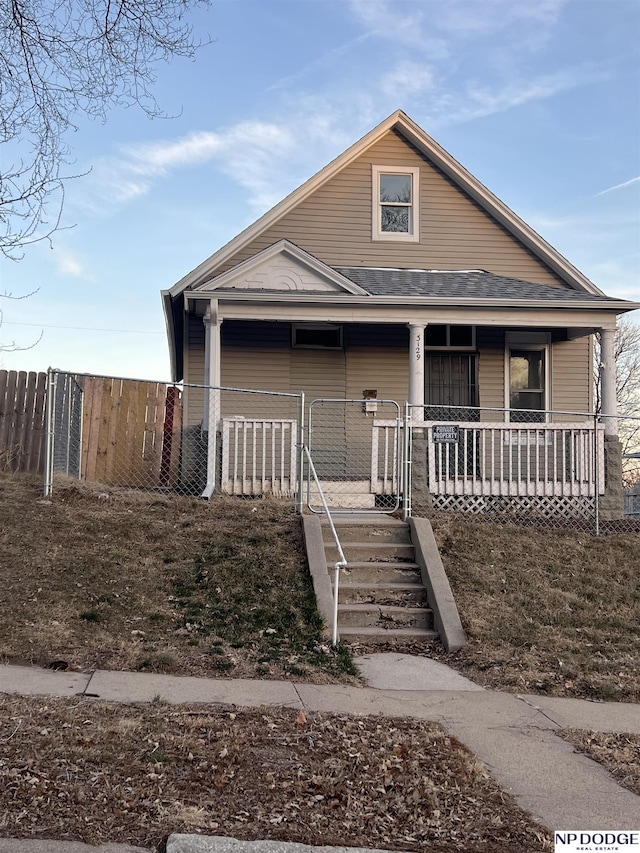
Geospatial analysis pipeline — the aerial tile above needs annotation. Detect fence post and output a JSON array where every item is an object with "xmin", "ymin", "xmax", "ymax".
[
  {"xmin": 43, "ymin": 368, "xmax": 57, "ymax": 497},
  {"xmin": 296, "ymin": 392, "xmax": 305, "ymax": 515},
  {"xmin": 593, "ymin": 411, "xmax": 600, "ymax": 536},
  {"xmin": 403, "ymin": 400, "xmax": 411, "ymax": 521}
]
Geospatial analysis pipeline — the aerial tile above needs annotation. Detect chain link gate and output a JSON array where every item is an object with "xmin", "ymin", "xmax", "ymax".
[{"xmin": 306, "ymin": 398, "xmax": 402, "ymax": 513}]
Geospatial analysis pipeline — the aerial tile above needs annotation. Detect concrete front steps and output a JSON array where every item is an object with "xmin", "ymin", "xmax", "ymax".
[{"xmin": 321, "ymin": 516, "xmax": 439, "ymax": 645}]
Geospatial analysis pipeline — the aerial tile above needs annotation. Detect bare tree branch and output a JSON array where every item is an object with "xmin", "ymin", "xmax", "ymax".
[
  {"xmin": 594, "ymin": 317, "xmax": 640, "ymax": 487},
  {"xmin": 0, "ymin": 0, "xmax": 212, "ymax": 258},
  {"xmin": 0, "ymin": 290, "xmax": 43, "ymax": 351}
]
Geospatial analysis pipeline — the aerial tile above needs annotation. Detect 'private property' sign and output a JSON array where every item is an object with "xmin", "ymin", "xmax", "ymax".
[{"xmin": 432, "ymin": 425, "xmax": 460, "ymax": 443}]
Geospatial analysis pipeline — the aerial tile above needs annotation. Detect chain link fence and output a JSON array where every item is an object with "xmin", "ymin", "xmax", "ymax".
[
  {"xmin": 304, "ymin": 398, "xmax": 402, "ymax": 513},
  {"xmin": 404, "ymin": 403, "xmax": 640, "ymax": 535},
  {"xmin": 42, "ymin": 369, "xmax": 640, "ymax": 534},
  {"xmin": 44, "ymin": 370, "xmax": 303, "ymax": 503}
]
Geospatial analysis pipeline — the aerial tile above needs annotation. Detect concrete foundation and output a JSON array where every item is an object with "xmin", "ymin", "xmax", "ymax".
[
  {"xmin": 599, "ymin": 435, "xmax": 624, "ymax": 521},
  {"xmin": 410, "ymin": 434, "xmax": 431, "ymax": 508}
]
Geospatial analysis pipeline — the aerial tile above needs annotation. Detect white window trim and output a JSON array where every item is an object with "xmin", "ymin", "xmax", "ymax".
[
  {"xmin": 372, "ymin": 165, "xmax": 420, "ymax": 242},
  {"xmin": 292, "ymin": 323, "xmax": 343, "ymax": 350},
  {"xmin": 424, "ymin": 325, "xmax": 476, "ymax": 350},
  {"xmin": 504, "ymin": 332, "xmax": 551, "ymax": 423}
]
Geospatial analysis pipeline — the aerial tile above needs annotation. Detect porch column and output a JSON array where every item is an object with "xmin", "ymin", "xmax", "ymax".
[
  {"xmin": 203, "ymin": 299, "xmax": 222, "ymax": 498},
  {"xmin": 407, "ymin": 322, "xmax": 430, "ymax": 507},
  {"xmin": 599, "ymin": 325, "xmax": 624, "ymax": 519},
  {"xmin": 600, "ymin": 326, "xmax": 618, "ymax": 436},
  {"xmin": 408, "ymin": 323, "xmax": 425, "ymax": 420}
]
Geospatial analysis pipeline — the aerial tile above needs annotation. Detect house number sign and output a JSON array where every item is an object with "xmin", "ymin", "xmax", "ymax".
[{"xmin": 433, "ymin": 425, "xmax": 460, "ymax": 443}]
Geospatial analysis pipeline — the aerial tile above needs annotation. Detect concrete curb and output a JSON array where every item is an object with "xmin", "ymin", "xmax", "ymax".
[
  {"xmin": 166, "ymin": 836, "xmax": 401, "ymax": 853},
  {"xmin": 301, "ymin": 514, "xmax": 335, "ymax": 636},
  {"xmin": 408, "ymin": 516, "xmax": 466, "ymax": 651}
]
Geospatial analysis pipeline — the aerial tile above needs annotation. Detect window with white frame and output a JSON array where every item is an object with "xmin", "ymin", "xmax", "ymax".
[
  {"xmin": 506, "ymin": 333, "xmax": 549, "ymax": 422},
  {"xmin": 372, "ymin": 165, "xmax": 420, "ymax": 241}
]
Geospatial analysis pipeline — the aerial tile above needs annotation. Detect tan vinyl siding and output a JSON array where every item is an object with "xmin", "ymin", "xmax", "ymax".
[
  {"xmin": 477, "ymin": 327, "xmax": 505, "ymax": 416},
  {"xmin": 345, "ymin": 325, "xmax": 409, "ymax": 402},
  {"xmin": 290, "ymin": 347, "xmax": 347, "ymax": 400},
  {"xmin": 220, "ymin": 322, "xmax": 293, "ymax": 420},
  {"xmin": 184, "ymin": 314, "xmax": 205, "ymax": 427},
  {"xmin": 214, "ymin": 130, "xmax": 568, "ymax": 289},
  {"xmin": 551, "ymin": 337, "xmax": 592, "ymax": 419}
]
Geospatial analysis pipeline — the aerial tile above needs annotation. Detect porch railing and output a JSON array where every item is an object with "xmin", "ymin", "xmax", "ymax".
[
  {"xmin": 372, "ymin": 419, "xmax": 605, "ymax": 498},
  {"xmin": 424, "ymin": 422, "xmax": 605, "ymax": 497},
  {"xmin": 220, "ymin": 417, "xmax": 297, "ymax": 496}
]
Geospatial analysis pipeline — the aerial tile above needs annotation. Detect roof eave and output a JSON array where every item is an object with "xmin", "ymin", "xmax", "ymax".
[{"xmin": 183, "ymin": 289, "xmax": 639, "ymax": 313}]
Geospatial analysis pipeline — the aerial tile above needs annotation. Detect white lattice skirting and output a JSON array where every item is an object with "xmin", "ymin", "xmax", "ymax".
[{"xmin": 431, "ymin": 494, "xmax": 595, "ymax": 519}]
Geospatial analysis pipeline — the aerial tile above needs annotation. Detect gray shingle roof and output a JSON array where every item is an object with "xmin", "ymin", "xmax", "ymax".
[{"xmin": 334, "ymin": 267, "xmax": 616, "ymax": 302}]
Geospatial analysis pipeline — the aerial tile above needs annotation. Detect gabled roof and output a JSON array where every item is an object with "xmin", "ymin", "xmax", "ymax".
[
  {"xmin": 335, "ymin": 268, "xmax": 619, "ymax": 303},
  {"xmin": 194, "ymin": 240, "xmax": 368, "ymax": 296},
  {"xmin": 168, "ymin": 109, "xmax": 604, "ymax": 298}
]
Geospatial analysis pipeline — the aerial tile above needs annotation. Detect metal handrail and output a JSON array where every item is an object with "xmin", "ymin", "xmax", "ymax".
[{"xmin": 302, "ymin": 444, "xmax": 346, "ymax": 646}]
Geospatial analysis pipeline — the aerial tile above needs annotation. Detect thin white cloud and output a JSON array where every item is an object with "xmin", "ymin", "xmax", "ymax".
[
  {"xmin": 51, "ymin": 247, "xmax": 93, "ymax": 280},
  {"xmin": 74, "ymin": 103, "xmax": 370, "ymax": 216},
  {"xmin": 381, "ymin": 62, "xmax": 435, "ymax": 99},
  {"xmin": 436, "ymin": 0, "xmax": 566, "ymax": 37},
  {"xmin": 267, "ymin": 32, "xmax": 375, "ymax": 92},
  {"xmin": 348, "ymin": 0, "xmax": 449, "ymax": 55},
  {"xmin": 596, "ymin": 177, "xmax": 640, "ymax": 197},
  {"xmin": 422, "ymin": 67, "xmax": 604, "ymax": 128},
  {"xmin": 77, "ymin": 123, "xmax": 297, "ymax": 213}
]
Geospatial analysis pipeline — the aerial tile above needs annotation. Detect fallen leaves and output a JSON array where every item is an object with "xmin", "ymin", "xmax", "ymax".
[{"xmin": 0, "ymin": 695, "xmax": 552, "ymax": 852}]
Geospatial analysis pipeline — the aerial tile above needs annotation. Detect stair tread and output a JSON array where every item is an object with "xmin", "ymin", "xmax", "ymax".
[
  {"xmin": 327, "ymin": 560, "xmax": 420, "ymax": 569},
  {"xmin": 339, "ymin": 626, "xmax": 438, "ymax": 638},
  {"xmin": 325, "ymin": 539, "xmax": 414, "ymax": 551},
  {"xmin": 338, "ymin": 581, "xmax": 425, "ymax": 589},
  {"xmin": 338, "ymin": 603, "xmax": 432, "ymax": 613}
]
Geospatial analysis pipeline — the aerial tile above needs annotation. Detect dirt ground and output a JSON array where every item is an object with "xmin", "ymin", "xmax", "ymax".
[{"xmin": 0, "ymin": 694, "xmax": 553, "ymax": 852}]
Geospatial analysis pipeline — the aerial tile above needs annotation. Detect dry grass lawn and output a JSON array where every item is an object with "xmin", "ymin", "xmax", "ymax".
[
  {"xmin": 558, "ymin": 729, "xmax": 640, "ymax": 796},
  {"xmin": 2, "ymin": 473, "xmax": 639, "ymax": 850},
  {"xmin": 0, "ymin": 473, "xmax": 356, "ymax": 683},
  {"xmin": 429, "ymin": 514, "xmax": 640, "ymax": 703},
  {"xmin": 0, "ymin": 694, "xmax": 553, "ymax": 852}
]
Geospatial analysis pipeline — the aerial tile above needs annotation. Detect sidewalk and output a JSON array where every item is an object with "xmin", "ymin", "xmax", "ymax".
[{"xmin": 1, "ymin": 655, "xmax": 639, "ymax": 852}]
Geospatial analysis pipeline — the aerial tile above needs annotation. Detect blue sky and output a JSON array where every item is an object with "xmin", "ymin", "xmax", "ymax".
[{"xmin": 1, "ymin": 0, "xmax": 639, "ymax": 379}]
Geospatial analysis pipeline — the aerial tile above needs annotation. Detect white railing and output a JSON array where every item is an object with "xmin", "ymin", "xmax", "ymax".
[
  {"xmin": 424, "ymin": 421, "xmax": 605, "ymax": 497},
  {"xmin": 371, "ymin": 419, "xmax": 402, "ymax": 494},
  {"xmin": 372, "ymin": 419, "xmax": 605, "ymax": 498},
  {"xmin": 303, "ymin": 445, "xmax": 346, "ymax": 646},
  {"xmin": 221, "ymin": 417, "xmax": 297, "ymax": 496}
]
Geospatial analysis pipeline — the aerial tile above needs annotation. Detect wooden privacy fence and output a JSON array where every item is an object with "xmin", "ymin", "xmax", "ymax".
[
  {"xmin": 0, "ymin": 370, "xmax": 47, "ymax": 473},
  {"xmin": 74, "ymin": 376, "xmax": 183, "ymax": 488}
]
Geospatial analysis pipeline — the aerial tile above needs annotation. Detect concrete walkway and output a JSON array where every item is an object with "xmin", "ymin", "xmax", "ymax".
[{"xmin": 1, "ymin": 656, "xmax": 639, "ymax": 852}]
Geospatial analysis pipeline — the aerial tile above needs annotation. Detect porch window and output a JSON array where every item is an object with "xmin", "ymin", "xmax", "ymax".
[
  {"xmin": 372, "ymin": 165, "xmax": 419, "ymax": 242},
  {"xmin": 292, "ymin": 323, "xmax": 343, "ymax": 349},
  {"xmin": 425, "ymin": 325, "xmax": 475, "ymax": 349},
  {"xmin": 509, "ymin": 349, "xmax": 546, "ymax": 423},
  {"xmin": 425, "ymin": 354, "xmax": 479, "ymax": 421}
]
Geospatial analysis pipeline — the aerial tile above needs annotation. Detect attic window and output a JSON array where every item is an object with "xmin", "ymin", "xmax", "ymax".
[
  {"xmin": 372, "ymin": 165, "xmax": 419, "ymax": 242},
  {"xmin": 292, "ymin": 323, "xmax": 343, "ymax": 349}
]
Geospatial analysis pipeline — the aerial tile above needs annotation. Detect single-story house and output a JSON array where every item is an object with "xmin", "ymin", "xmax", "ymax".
[{"xmin": 162, "ymin": 110, "xmax": 639, "ymax": 516}]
